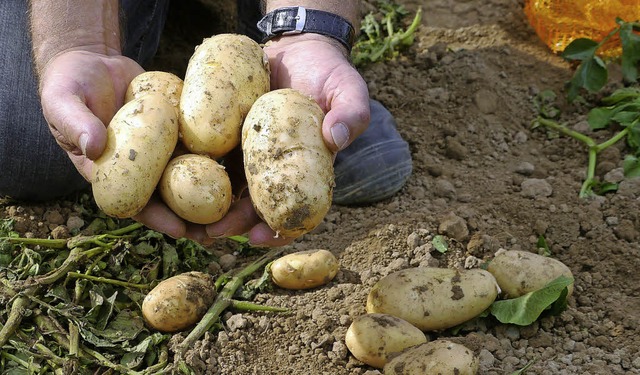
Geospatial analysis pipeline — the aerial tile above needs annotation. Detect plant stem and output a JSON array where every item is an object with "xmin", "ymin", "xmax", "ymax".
[
  {"xmin": 536, "ymin": 117, "xmax": 631, "ymax": 197},
  {"xmin": 66, "ymin": 272, "xmax": 150, "ymax": 290},
  {"xmin": 230, "ymin": 299, "xmax": 288, "ymax": 313},
  {"xmin": 177, "ymin": 248, "xmax": 284, "ymax": 355},
  {"xmin": 0, "ymin": 286, "xmax": 37, "ymax": 347}
]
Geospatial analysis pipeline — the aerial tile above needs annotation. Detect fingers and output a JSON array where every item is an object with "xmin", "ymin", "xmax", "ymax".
[
  {"xmin": 133, "ymin": 197, "xmax": 187, "ymax": 240},
  {"xmin": 322, "ymin": 73, "xmax": 371, "ymax": 153},
  {"xmin": 41, "ymin": 83, "xmax": 109, "ymax": 161}
]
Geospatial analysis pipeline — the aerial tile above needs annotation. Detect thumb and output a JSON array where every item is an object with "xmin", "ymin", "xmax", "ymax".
[
  {"xmin": 41, "ymin": 85, "xmax": 109, "ymax": 161},
  {"xmin": 322, "ymin": 91, "xmax": 371, "ymax": 153}
]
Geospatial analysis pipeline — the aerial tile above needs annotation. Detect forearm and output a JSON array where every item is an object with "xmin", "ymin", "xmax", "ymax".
[
  {"xmin": 29, "ymin": 0, "xmax": 121, "ymax": 77},
  {"xmin": 264, "ymin": 0, "xmax": 360, "ymax": 29}
]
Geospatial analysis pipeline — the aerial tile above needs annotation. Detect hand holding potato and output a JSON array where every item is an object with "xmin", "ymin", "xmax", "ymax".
[
  {"xmin": 205, "ymin": 34, "xmax": 373, "ymax": 246},
  {"xmin": 263, "ymin": 33, "xmax": 371, "ymax": 153},
  {"xmin": 38, "ymin": 50, "xmax": 144, "ymax": 180}
]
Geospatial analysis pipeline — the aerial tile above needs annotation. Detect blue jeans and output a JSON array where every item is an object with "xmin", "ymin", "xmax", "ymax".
[{"xmin": 0, "ymin": 0, "xmax": 169, "ymax": 201}]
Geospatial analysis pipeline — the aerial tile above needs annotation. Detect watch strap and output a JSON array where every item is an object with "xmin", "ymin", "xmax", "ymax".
[{"xmin": 257, "ymin": 7, "xmax": 356, "ymax": 51}]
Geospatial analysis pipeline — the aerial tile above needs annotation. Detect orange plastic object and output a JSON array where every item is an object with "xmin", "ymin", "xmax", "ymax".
[{"xmin": 524, "ymin": 0, "xmax": 640, "ymax": 58}]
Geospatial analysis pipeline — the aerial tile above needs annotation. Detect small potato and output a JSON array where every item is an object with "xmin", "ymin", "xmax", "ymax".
[
  {"xmin": 142, "ymin": 271, "xmax": 216, "ymax": 333},
  {"xmin": 125, "ymin": 71, "xmax": 184, "ymax": 110},
  {"xmin": 366, "ymin": 267, "xmax": 499, "ymax": 331},
  {"xmin": 93, "ymin": 94, "xmax": 179, "ymax": 218},
  {"xmin": 270, "ymin": 249, "xmax": 339, "ymax": 289},
  {"xmin": 487, "ymin": 250, "xmax": 574, "ymax": 298},
  {"xmin": 345, "ymin": 313, "xmax": 427, "ymax": 368},
  {"xmin": 242, "ymin": 89, "xmax": 334, "ymax": 238},
  {"xmin": 384, "ymin": 340, "xmax": 479, "ymax": 375},
  {"xmin": 159, "ymin": 154, "xmax": 232, "ymax": 224},
  {"xmin": 180, "ymin": 33, "xmax": 270, "ymax": 158}
]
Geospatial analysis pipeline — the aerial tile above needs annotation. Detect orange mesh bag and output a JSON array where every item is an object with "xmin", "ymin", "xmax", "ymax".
[{"xmin": 524, "ymin": 0, "xmax": 640, "ymax": 58}]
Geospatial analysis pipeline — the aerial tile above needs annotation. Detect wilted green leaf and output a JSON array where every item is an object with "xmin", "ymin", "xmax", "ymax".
[
  {"xmin": 432, "ymin": 235, "xmax": 448, "ymax": 253},
  {"xmin": 623, "ymin": 155, "xmax": 640, "ymax": 177},
  {"xmin": 100, "ymin": 309, "xmax": 146, "ymax": 342},
  {"xmin": 490, "ymin": 275, "xmax": 573, "ymax": 326},
  {"xmin": 536, "ymin": 235, "xmax": 551, "ymax": 256}
]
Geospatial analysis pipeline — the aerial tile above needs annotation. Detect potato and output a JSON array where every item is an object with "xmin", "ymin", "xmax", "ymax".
[
  {"xmin": 487, "ymin": 250, "xmax": 574, "ymax": 298},
  {"xmin": 159, "ymin": 154, "xmax": 232, "ymax": 224},
  {"xmin": 270, "ymin": 249, "xmax": 339, "ymax": 289},
  {"xmin": 242, "ymin": 89, "xmax": 334, "ymax": 238},
  {"xmin": 384, "ymin": 340, "xmax": 479, "ymax": 375},
  {"xmin": 366, "ymin": 267, "xmax": 499, "ymax": 331},
  {"xmin": 92, "ymin": 94, "xmax": 179, "ymax": 218},
  {"xmin": 125, "ymin": 71, "xmax": 183, "ymax": 110},
  {"xmin": 180, "ymin": 33, "xmax": 270, "ymax": 158},
  {"xmin": 345, "ymin": 313, "xmax": 427, "ymax": 368},
  {"xmin": 142, "ymin": 271, "xmax": 216, "ymax": 333}
]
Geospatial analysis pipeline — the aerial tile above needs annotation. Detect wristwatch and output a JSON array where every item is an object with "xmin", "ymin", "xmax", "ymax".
[{"xmin": 257, "ymin": 7, "xmax": 356, "ymax": 52}]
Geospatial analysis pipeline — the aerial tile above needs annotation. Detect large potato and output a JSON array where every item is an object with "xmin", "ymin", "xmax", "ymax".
[
  {"xmin": 92, "ymin": 94, "xmax": 179, "ymax": 218},
  {"xmin": 487, "ymin": 250, "xmax": 574, "ymax": 298},
  {"xmin": 125, "ymin": 71, "xmax": 183, "ymax": 110},
  {"xmin": 384, "ymin": 340, "xmax": 479, "ymax": 375},
  {"xmin": 366, "ymin": 267, "xmax": 499, "ymax": 331},
  {"xmin": 142, "ymin": 271, "xmax": 216, "ymax": 333},
  {"xmin": 180, "ymin": 33, "xmax": 270, "ymax": 158},
  {"xmin": 159, "ymin": 154, "xmax": 232, "ymax": 224},
  {"xmin": 270, "ymin": 249, "xmax": 339, "ymax": 289},
  {"xmin": 345, "ymin": 313, "xmax": 427, "ymax": 368},
  {"xmin": 242, "ymin": 89, "xmax": 334, "ymax": 238}
]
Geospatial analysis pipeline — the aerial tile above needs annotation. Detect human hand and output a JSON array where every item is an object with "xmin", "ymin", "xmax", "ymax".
[
  {"xmin": 39, "ymin": 51, "xmax": 197, "ymax": 240},
  {"xmin": 204, "ymin": 35, "xmax": 371, "ymax": 247}
]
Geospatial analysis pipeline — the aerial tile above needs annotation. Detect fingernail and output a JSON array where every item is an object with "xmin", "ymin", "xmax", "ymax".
[
  {"xmin": 79, "ymin": 133, "xmax": 89, "ymax": 155},
  {"xmin": 330, "ymin": 122, "xmax": 350, "ymax": 151}
]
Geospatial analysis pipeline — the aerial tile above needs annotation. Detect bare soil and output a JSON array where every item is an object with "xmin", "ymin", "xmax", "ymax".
[{"xmin": 3, "ymin": 0, "xmax": 640, "ymax": 374}]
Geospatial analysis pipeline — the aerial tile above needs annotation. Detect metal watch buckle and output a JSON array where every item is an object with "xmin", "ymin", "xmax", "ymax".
[{"xmin": 282, "ymin": 7, "xmax": 307, "ymax": 35}]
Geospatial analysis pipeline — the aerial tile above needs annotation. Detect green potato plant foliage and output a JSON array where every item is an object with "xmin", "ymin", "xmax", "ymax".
[
  {"xmin": 351, "ymin": 0, "xmax": 422, "ymax": 67},
  {"xmin": 533, "ymin": 19, "xmax": 640, "ymax": 197},
  {"xmin": 0, "ymin": 195, "xmax": 285, "ymax": 375}
]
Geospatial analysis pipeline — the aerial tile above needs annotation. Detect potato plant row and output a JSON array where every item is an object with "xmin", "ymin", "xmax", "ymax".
[{"xmin": 92, "ymin": 33, "xmax": 334, "ymax": 238}]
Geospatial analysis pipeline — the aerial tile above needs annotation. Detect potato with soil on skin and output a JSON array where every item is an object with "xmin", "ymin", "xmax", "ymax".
[
  {"xmin": 180, "ymin": 33, "xmax": 270, "ymax": 158},
  {"xmin": 125, "ymin": 71, "xmax": 184, "ymax": 110},
  {"xmin": 242, "ymin": 88, "xmax": 334, "ymax": 238},
  {"xmin": 345, "ymin": 313, "xmax": 428, "ymax": 369},
  {"xmin": 159, "ymin": 154, "xmax": 232, "ymax": 224},
  {"xmin": 366, "ymin": 267, "xmax": 499, "ymax": 331},
  {"xmin": 92, "ymin": 94, "xmax": 179, "ymax": 218},
  {"xmin": 270, "ymin": 249, "xmax": 339, "ymax": 290},
  {"xmin": 142, "ymin": 271, "xmax": 216, "ymax": 333},
  {"xmin": 384, "ymin": 340, "xmax": 479, "ymax": 375},
  {"xmin": 487, "ymin": 250, "xmax": 574, "ymax": 298}
]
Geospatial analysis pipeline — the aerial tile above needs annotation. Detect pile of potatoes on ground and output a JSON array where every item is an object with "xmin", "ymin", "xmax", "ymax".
[
  {"xmin": 91, "ymin": 33, "xmax": 334, "ymax": 237},
  {"xmin": 345, "ymin": 249, "xmax": 574, "ymax": 374}
]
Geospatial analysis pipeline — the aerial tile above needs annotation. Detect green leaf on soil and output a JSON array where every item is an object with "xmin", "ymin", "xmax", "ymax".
[
  {"xmin": 431, "ymin": 235, "xmax": 449, "ymax": 253},
  {"xmin": 536, "ymin": 235, "xmax": 551, "ymax": 256},
  {"xmin": 623, "ymin": 155, "xmax": 640, "ymax": 177},
  {"xmin": 490, "ymin": 275, "xmax": 573, "ymax": 326},
  {"xmin": 620, "ymin": 22, "xmax": 640, "ymax": 82}
]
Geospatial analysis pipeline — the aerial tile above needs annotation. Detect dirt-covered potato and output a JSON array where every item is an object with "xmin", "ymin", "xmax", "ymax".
[
  {"xmin": 92, "ymin": 94, "xmax": 179, "ymax": 218},
  {"xmin": 125, "ymin": 71, "xmax": 183, "ymax": 110},
  {"xmin": 180, "ymin": 33, "xmax": 270, "ymax": 158},
  {"xmin": 384, "ymin": 340, "xmax": 479, "ymax": 375},
  {"xmin": 142, "ymin": 271, "xmax": 216, "ymax": 333},
  {"xmin": 242, "ymin": 89, "xmax": 334, "ymax": 238},
  {"xmin": 270, "ymin": 249, "xmax": 339, "ymax": 290},
  {"xmin": 487, "ymin": 250, "xmax": 574, "ymax": 298},
  {"xmin": 159, "ymin": 154, "xmax": 232, "ymax": 224},
  {"xmin": 345, "ymin": 313, "xmax": 427, "ymax": 368},
  {"xmin": 366, "ymin": 267, "xmax": 499, "ymax": 331}
]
